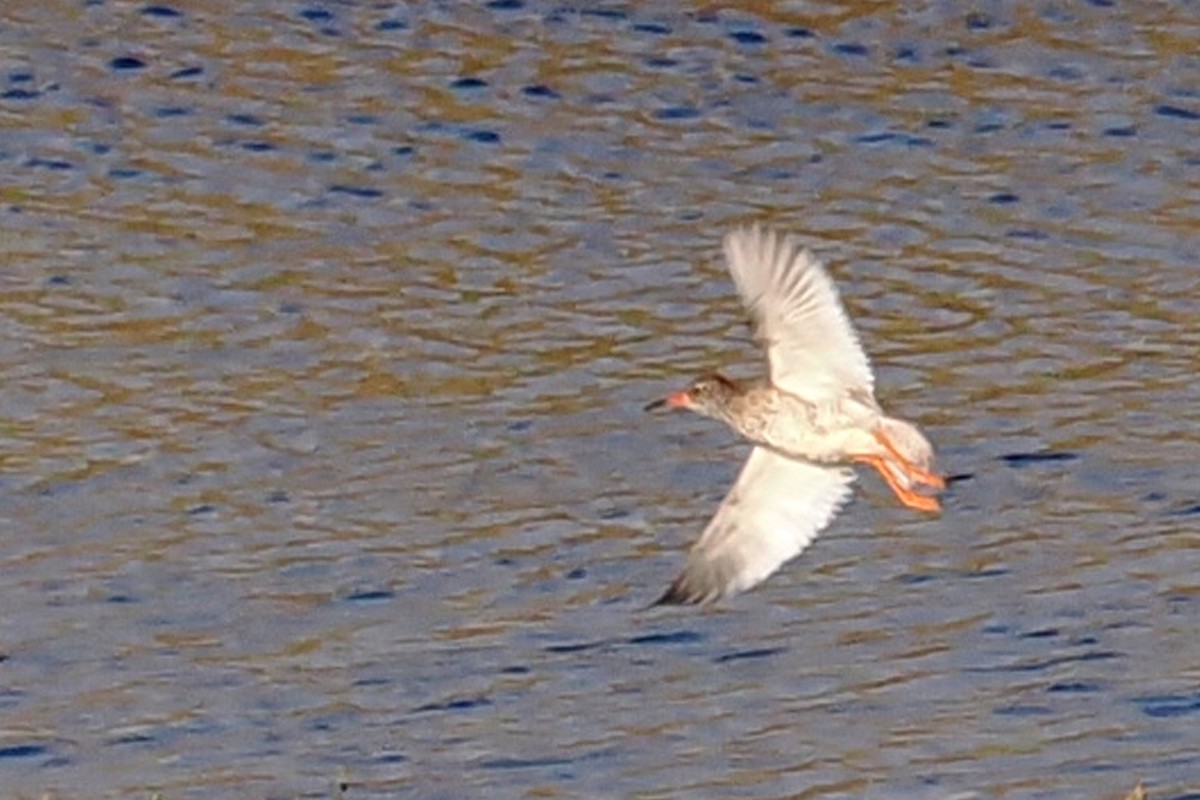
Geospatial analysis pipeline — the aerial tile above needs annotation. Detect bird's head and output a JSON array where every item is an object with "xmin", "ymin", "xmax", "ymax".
[{"xmin": 645, "ymin": 373, "xmax": 740, "ymax": 418}]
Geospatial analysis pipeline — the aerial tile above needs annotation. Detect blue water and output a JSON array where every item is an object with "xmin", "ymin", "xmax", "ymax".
[{"xmin": 0, "ymin": 1, "xmax": 1197, "ymax": 798}]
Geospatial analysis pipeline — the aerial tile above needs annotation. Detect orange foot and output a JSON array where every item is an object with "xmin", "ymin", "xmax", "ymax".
[
  {"xmin": 872, "ymin": 430, "xmax": 946, "ymax": 490},
  {"xmin": 853, "ymin": 453, "xmax": 942, "ymax": 513}
]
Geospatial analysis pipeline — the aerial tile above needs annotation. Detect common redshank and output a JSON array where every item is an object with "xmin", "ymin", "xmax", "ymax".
[{"xmin": 647, "ymin": 224, "xmax": 944, "ymax": 605}]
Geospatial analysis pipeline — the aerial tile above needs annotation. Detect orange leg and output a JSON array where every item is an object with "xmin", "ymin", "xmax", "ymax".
[
  {"xmin": 872, "ymin": 430, "xmax": 946, "ymax": 490},
  {"xmin": 853, "ymin": 454, "xmax": 942, "ymax": 513}
]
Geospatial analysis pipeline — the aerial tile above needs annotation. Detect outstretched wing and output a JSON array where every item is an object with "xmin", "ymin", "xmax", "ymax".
[
  {"xmin": 657, "ymin": 447, "xmax": 855, "ymax": 605},
  {"xmin": 723, "ymin": 225, "xmax": 875, "ymax": 403}
]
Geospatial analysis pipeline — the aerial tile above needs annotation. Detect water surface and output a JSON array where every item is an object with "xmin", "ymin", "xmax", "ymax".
[{"xmin": 1, "ymin": 2, "xmax": 1198, "ymax": 798}]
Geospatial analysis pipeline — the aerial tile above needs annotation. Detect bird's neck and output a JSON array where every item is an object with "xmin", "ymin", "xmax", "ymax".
[
  {"xmin": 701, "ymin": 378, "xmax": 746, "ymax": 418},
  {"xmin": 715, "ymin": 381, "xmax": 774, "ymax": 437}
]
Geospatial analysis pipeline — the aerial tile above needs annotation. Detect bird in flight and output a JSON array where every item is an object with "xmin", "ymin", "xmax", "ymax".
[{"xmin": 646, "ymin": 224, "xmax": 945, "ymax": 605}]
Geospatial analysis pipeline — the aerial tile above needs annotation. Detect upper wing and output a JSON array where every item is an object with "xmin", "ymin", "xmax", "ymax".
[
  {"xmin": 723, "ymin": 224, "xmax": 875, "ymax": 403},
  {"xmin": 657, "ymin": 447, "xmax": 855, "ymax": 605}
]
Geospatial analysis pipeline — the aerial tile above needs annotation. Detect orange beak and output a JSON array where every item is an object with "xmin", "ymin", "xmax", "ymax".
[{"xmin": 644, "ymin": 390, "xmax": 691, "ymax": 412}]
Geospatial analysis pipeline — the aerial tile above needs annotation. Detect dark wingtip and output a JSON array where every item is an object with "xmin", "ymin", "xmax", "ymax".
[
  {"xmin": 649, "ymin": 576, "xmax": 716, "ymax": 607},
  {"xmin": 653, "ymin": 583, "xmax": 689, "ymax": 607}
]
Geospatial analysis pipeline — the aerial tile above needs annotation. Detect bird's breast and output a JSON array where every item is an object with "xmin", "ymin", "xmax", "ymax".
[{"xmin": 752, "ymin": 396, "xmax": 878, "ymax": 464}]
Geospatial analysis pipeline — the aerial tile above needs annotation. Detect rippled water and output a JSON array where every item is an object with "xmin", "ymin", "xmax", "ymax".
[{"xmin": 1, "ymin": 2, "xmax": 1198, "ymax": 798}]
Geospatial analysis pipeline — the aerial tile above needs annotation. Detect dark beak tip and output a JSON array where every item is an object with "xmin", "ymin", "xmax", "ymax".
[{"xmin": 644, "ymin": 398, "xmax": 667, "ymax": 412}]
